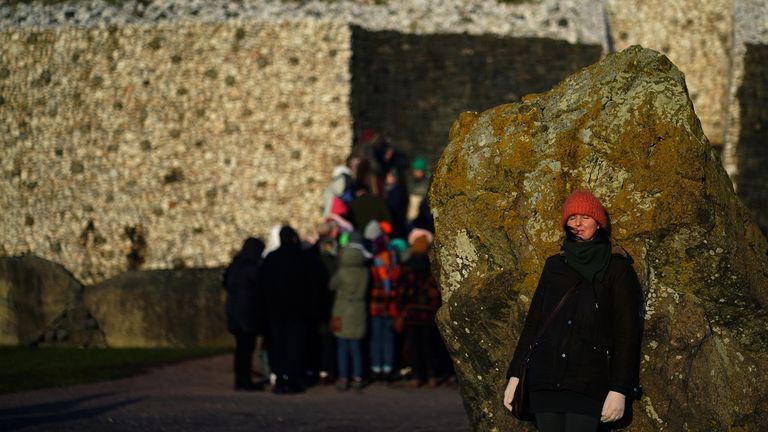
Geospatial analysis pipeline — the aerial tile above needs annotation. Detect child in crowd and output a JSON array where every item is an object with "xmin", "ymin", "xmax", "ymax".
[{"xmin": 329, "ymin": 232, "xmax": 370, "ymax": 391}]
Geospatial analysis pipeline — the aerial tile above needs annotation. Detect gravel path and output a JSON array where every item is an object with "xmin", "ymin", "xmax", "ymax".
[{"xmin": 0, "ymin": 354, "xmax": 471, "ymax": 432}]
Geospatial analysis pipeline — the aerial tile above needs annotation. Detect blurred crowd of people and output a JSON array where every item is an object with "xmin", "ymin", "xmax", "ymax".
[{"xmin": 223, "ymin": 129, "xmax": 452, "ymax": 394}]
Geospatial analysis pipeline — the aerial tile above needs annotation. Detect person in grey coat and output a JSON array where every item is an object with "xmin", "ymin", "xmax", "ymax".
[
  {"xmin": 329, "ymin": 235, "xmax": 370, "ymax": 391},
  {"xmin": 224, "ymin": 237, "xmax": 266, "ymax": 391}
]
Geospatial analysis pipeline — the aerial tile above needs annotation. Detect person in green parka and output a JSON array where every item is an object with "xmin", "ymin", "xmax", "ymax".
[{"xmin": 329, "ymin": 232, "xmax": 370, "ymax": 391}]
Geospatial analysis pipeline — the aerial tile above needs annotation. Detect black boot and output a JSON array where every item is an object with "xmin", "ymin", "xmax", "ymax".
[{"xmin": 235, "ymin": 378, "xmax": 265, "ymax": 391}]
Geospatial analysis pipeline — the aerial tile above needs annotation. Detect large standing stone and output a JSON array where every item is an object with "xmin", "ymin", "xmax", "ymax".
[
  {"xmin": 84, "ymin": 268, "xmax": 231, "ymax": 347},
  {"xmin": 0, "ymin": 255, "xmax": 84, "ymax": 345},
  {"xmin": 430, "ymin": 46, "xmax": 768, "ymax": 431}
]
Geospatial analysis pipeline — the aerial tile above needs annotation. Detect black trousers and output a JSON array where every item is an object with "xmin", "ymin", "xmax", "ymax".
[
  {"xmin": 404, "ymin": 325, "xmax": 439, "ymax": 382},
  {"xmin": 319, "ymin": 332, "xmax": 337, "ymax": 376},
  {"xmin": 535, "ymin": 412, "xmax": 600, "ymax": 432},
  {"xmin": 268, "ymin": 319, "xmax": 308, "ymax": 388},
  {"xmin": 233, "ymin": 332, "xmax": 257, "ymax": 385}
]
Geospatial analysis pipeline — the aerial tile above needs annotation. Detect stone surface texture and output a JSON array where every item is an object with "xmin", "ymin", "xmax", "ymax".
[
  {"xmin": 3, "ymin": 0, "xmax": 768, "ymax": 285},
  {"xmin": 350, "ymin": 29, "xmax": 603, "ymax": 169},
  {"xmin": 0, "ymin": 0, "xmax": 609, "ymax": 286},
  {"xmin": 605, "ymin": 0, "xmax": 733, "ymax": 147},
  {"xmin": 723, "ymin": 0, "xmax": 768, "ymax": 226},
  {"xmin": 1, "ymin": 21, "xmax": 352, "ymax": 284},
  {"xmin": 429, "ymin": 46, "xmax": 768, "ymax": 431},
  {"xmin": 84, "ymin": 267, "xmax": 230, "ymax": 347},
  {"xmin": 0, "ymin": 0, "xmax": 606, "ymax": 45},
  {"xmin": 0, "ymin": 255, "xmax": 84, "ymax": 345}
]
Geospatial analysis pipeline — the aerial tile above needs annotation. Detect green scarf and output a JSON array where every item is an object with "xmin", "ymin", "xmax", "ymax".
[{"xmin": 562, "ymin": 238, "xmax": 612, "ymax": 283}]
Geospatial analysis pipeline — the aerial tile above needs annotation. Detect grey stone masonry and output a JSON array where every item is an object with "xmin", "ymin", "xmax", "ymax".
[
  {"xmin": 1, "ymin": 0, "xmax": 607, "ymax": 45},
  {"xmin": 723, "ymin": 0, "xmax": 768, "ymax": 225},
  {"xmin": 1, "ymin": 21, "xmax": 352, "ymax": 284}
]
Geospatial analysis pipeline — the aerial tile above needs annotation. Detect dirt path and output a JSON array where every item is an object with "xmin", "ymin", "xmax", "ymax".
[{"xmin": 0, "ymin": 354, "xmax": 471, "ymax": 432}]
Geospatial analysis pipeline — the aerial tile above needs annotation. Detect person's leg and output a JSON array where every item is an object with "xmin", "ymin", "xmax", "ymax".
[
  {"xmin": 233, "ymin": 332, "xmax": 248, "ymax": 386},
  {"xmin": 350, "ymin": 338, "xmax": 365, "ymax": 390},
  {"xmin": 285, "ymin": 320, "xmax": 307, "ymax": 391},
  {"xmin": 534, "ymin": 412, "xmax": 565, "ymax": 432},
  {"xmin": 337, "ymin": 338, "xmax": 350, "ymax": 380},
  {"xmin": 369, "ymin": 317, "xmax": 383, "ymax": 375},
  {"xmin": 419, "ymin": 325, "xmax": 438, "ymax": 384},
  {"xmin": 405, "ymin": 325, "xmax": 426, "ymax": 384},
  {"xmin": 319, "ymin": 332, "xmax": 336, "ymax": 383},
  {"xmin": 305, "ymin": 322, "xmax": 321, "ymax": 385},
  {"xmin": 563, "ymin": 413, "xmax": 600, "ymax": 432},
  {"xmin": 381, "ymin": 317, "xmax": 394, "ymax": 375},
  {"xmin": 268, "ymin": 321, "xmax": 287, "ymax": 387},
  {"xmin": 336, "ymin": 337, "xmax": 350, "ymax": 390},
  {"xmin": 350, "ymin": 339, "xmax": 363, "ymax": 380},
  {"xmin": 235, "ymin": 332, "xmax": 262, "ymax": 389}
]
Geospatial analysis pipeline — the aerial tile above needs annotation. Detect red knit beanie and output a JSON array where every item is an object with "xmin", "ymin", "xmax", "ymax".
[{"xmin": 560, "ymin": 190, "xmax": 607, "ymax": 228}]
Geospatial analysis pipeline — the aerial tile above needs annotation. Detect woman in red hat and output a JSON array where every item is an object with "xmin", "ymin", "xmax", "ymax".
[{"xmin": 503, "ymin": 190, "xmax": 643, "ymax": 431}]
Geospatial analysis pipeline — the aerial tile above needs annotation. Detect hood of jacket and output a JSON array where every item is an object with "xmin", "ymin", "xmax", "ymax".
[
  {"xmin": 239, "ymin": 238, "xmax": 265, "ymax": 261},
  {"xmin": 339, "ymin": 246, "xmax": 366, "ymax": 267}
]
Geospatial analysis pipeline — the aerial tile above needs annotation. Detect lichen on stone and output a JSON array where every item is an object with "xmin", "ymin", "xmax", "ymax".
[{"xmin": 430, "ymin": 46, "xmax": 768, "ymax": 431}]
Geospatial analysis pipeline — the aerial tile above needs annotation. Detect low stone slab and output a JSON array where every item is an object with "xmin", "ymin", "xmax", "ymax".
[
  {"xmin": 0, "ymin": 255, "xmax": 83, "ymax": 345},
  {"xmin": 84, "ymin": 268, "xmax": 230, "ymax": 347}
]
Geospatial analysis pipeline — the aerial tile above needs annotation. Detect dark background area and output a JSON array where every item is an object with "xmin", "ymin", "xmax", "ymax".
[
  {"xmin": 737, "ymin": 43, "xmax": 768, "ymax": 227},
  {"xmin": 350, "ymin": 26, "xmax": 603, "ymax": 167}
]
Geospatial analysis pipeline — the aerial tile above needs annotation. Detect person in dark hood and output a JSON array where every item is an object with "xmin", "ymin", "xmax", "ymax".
[
  {"xmin": 224, "ymin": 237, "xmax": 266, "ymax": 391},
  {"xmin": 259, "ymin": 225, "xmax": 321, "ymax": 394},
  {"xmin": 395, "ymin": 232, "xmax": 441, "ymax": 387}
]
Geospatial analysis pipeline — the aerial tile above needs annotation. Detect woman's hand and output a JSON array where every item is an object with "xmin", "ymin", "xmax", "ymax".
[
  {"xmin": 601, "ymin": 391, "xmax": 626, "ymax": 423},
  {"xmin": 502, "ymin": 377, "xmax": 520, "ymax": 411}
]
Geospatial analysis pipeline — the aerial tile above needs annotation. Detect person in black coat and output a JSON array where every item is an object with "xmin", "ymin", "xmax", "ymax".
[
  {"xmin": 259, "ymin": 225, "xmax": 321, "ymax": 394},
  {"xmin": 224, "ymin": 237, "xmax": 266, "ymax": 391},
  {"xmin": 503, "ymin": 190, "xmax": 643, "ymax": 431}
]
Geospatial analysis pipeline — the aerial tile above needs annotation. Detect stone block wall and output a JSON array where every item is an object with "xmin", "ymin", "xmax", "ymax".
[
  {"xmin": 723, "ymin": 0, "xmax": 768, "ymax": 226},
  {"xmin": 2, "ymin": 0, "xmax": 768, "ymax": 288},
  {"xmin": 734, "ymin": 44, "xmax": 768, "ymax": 226},
  {"xmin": 0, "ymin": 21, "xmax": 352, "ymax": 284},
  {"xmin": 350, "ymin": 28, "xmax": 603, "ymax": 167},
  {"xmin": 606, "ymin": 0, "xmax": 734, "ymax": 147}
]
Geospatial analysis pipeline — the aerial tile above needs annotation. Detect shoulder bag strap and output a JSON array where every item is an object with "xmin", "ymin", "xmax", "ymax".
[{"xmin": 526, "ymin": 283, "xmax": 579, "ymax": 358}]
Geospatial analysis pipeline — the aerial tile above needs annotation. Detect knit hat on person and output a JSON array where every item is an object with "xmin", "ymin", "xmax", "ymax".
[
  {"xmin": 410, "ymin": 235, "xmax": 430, "ymax": 255},
  {"xmin": 364, "ymin": 220, "xmax": 383, "ymax": 241},
  {"xmin": 408, "ymin": 228, "xmax": 434, "ymax": 247},
  {"xmin": 358, "ymin": 128, "xmax": 380, "ymax": 145},
  {"xmin": 560, "ymin": 190, "xmax": 608, "ymax": 228},
  {"xmin": 379, "ymin": 221, "xmax": 393, "ymax": 235},
  {"xmin": 411, "ymin": 156, "xmax": 427, "ymax": 172},
  {"xmin": 389, "ymin": 238, "xmax": 408, "ymax": 255}
]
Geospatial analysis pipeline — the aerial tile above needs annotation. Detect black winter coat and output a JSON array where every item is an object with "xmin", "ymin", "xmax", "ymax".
[
  {"xmin": 506, "ymin": 249, "xmax": 643, "ymax": 401},
  {"xmin": 259, "ymin": 244, "xmax": 321, "ymax": 322},
  {"xmin": 224, "ymin": 240, "xmax": 265, "ymax": 334}
]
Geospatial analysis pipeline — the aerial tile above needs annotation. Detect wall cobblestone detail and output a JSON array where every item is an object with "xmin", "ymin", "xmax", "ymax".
[
  {"xmin": 606, "ymin": 0, "xmax": 734, "ymax": 146},
  {"xmin": 1, "ymin": 21, "xmax": 352, "ymax": 284}
]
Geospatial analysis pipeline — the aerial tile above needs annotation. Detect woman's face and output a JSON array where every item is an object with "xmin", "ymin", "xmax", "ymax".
[{"xmin": 566, "ymin": 214, "xmax": 599, "ymax": 242}]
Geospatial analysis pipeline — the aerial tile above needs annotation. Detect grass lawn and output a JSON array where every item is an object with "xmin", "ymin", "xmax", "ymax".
[{"xmin": 0, "ymin": 346, "xmax": 230, "ymax": 395}]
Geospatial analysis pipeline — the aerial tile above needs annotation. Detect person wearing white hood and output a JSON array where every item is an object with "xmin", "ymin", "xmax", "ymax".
[
  {"xmin": 321, "ymin": 166, "xmax": 353, "ymax": 218},
  {"xmin": 263, "ymin": 225, "xmax": 283, "ymax": 258}
]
